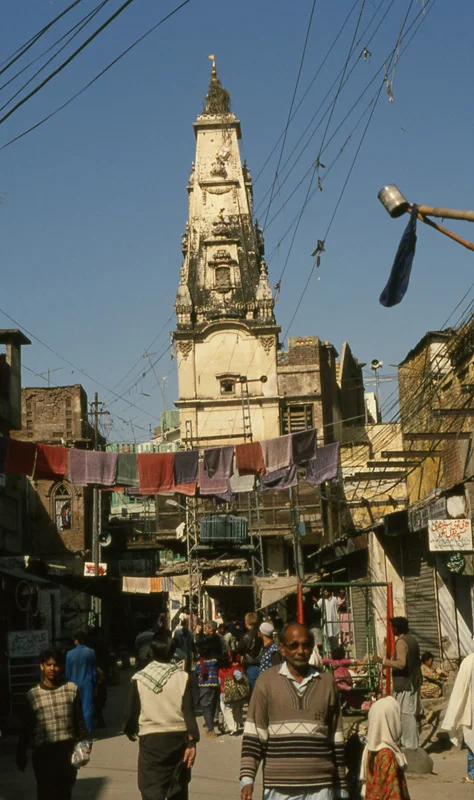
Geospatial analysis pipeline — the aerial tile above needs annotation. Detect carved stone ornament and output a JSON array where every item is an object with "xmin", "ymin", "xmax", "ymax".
[
  {"xmin": 207, "ymin": 186, "xmax": 232, "ymax": 195},
  {"xmin": 178, "ymin": 341, "xmax": 193, "ymax": 360},
  {"xmin": 212, "ymin": 248, "xmax": 232, "ymax": 263},
  {"xmin": 260, "ymin": 336, "xmax": 274, "ymax": 354},
  {"xmin": 212, "ymin": 209, "xmax": 231, "ymax": 237},
  {"xmin": 210, "ymin": 159, "xmax": 228, "ymax": 179}
]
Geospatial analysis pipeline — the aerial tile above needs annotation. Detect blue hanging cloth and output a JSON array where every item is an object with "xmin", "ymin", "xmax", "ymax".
[{"xmin": 379, "ymin": 204, "xmax": 418, "ymax": 307}]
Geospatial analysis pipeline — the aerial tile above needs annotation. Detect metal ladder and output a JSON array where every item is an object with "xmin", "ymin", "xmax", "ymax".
[
  {"xmin": 239, "ymin": 379, "xmax": 266, "ymax": 587},
  {"xmin": 240, "ymin": 378, "xmax": 253, "ymax": 443},
  {"xmin": 184, "ymin": 420, "xmax": 201, "ymax": 624}
]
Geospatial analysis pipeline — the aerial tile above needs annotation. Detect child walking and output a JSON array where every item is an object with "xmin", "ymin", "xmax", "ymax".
[
  {"xmin": 218, "ymin": 652, "xmax": 248, "ymax": 735},
  {"xmin": 360, "ymin": 696, "xmax": 410, "ymax": 800}
]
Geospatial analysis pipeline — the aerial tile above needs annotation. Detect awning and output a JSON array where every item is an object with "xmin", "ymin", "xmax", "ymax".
[
  {"xmin": 0, "ymin": 567, "xmax": 52, "ymax": 585},
  {"xmin": 254, "ymin": 573, "xmax": 320, "ymax": 610}
]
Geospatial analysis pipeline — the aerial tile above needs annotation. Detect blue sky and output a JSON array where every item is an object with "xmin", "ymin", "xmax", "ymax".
[{"xmin": 1, "ymin": 0, "xmax": 473, "ymax": 442}]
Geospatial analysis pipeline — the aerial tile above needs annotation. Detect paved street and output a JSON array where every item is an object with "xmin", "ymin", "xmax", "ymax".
[{"xmin": 0, "ymin": 675, "xmax": 471, "ymax": 800}]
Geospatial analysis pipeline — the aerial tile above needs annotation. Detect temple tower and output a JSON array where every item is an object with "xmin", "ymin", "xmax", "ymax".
[{"xmin": 174, "ymin": 61, "xmax": 280, "ymax": 446}]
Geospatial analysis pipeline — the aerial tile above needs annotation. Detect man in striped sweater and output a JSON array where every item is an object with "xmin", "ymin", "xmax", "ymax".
[{"xmin": 240, "ymin": 623, "xmax": 347, "ymax": 800}]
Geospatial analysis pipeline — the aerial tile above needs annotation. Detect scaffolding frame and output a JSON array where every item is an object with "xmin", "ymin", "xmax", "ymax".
[
  {"xmin": 302, "ymin": 580, "xmax": 391, "ymax": 695},
  {"xmin": 181, "ymin": 377, "xmax": 267, "ymax": 621}
]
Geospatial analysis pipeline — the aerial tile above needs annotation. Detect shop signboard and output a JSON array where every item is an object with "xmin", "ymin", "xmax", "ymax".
[
  {"xmin": 118, "ymin": 559, "xmax": 153, "ymax": 577},
  {"xmin": 409, "ymin": 496, "xmax": 446, "ymax": 532},
  {"xmin": 428, "ymin": 519, "xmax": 473, "ymax": 552},
  {"xmin": 8, "ymin": 629, "xmax": 48, "ymax": 658},
  {"xmin": 84, "ymin": 562, "xmax": 107, "ymax": 576}
]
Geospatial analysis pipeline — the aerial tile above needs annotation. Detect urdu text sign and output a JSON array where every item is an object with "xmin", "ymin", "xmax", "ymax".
[{"xmin": 428, "ymin": 519, "xmax": 473, "ymax": 552}]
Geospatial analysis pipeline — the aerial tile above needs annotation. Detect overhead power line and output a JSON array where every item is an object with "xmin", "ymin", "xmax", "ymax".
[
  {"xmin": 0, "ymin": 304, "xmax": 164, "ymax": 424},
  {"xmin": 0, "ymin": 0, "xmax": 193, "ymax": 152},
  {"xmin": 0, "ymin": 0, "xmax": 85, "ymax": 75},
  {"xmin": 0, "ymin": 0, "xmax": 139, "ymax": 128},
  {"xmin": 255, "ymin": 0, "xmax": 398, "ymax": 221},
  {"xmin": 104, "ymin": 313, "xmax": 174, "ymax": 399},
  {"xmin": 254, "ymin": 0, "xmax": 361, "ymax": 188},
  {"xmin": 0, "ymin": 0, "xmax": 112, "ymax": 113},
  {"xmin": 262, "ymin": 0, "xmax": 318, "ymax": 229}
]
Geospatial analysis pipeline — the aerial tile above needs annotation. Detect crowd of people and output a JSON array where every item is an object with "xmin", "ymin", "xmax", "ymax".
[{"xmin": 15, "ymin": 605, "xmax": 474, "ymax": 800}]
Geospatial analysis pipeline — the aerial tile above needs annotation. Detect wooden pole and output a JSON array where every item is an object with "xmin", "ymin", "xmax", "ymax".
[
  {"xmin": 386, "ymin": 582, "xmax": 395, "ymax": 696},
  {"xmin": 416, "ymin": 205, "xmax": 474, "ymax": 223},
  {"xmin": 297, "ymin": 584, "xmax": 304, "ymax": 624},
  {"xmin": 412, "ymin": 209, "xmax": 474, "ymax": 253}
]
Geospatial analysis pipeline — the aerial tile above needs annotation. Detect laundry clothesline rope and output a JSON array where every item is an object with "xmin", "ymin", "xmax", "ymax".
[{"xmin": 0, "ymin": 430, "xmax": 340, "ymax": 495}]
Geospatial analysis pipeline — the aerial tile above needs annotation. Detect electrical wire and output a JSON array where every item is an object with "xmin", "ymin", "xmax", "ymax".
[
  {"xmin": 274, "ymin": 0, "xmax": 368, "ymax": 290},
  {"xmin": 280, "ymin": 0, "xmax": 434, "ymax": 343},
  {"xmin": 262, "ymin": 0, "xmax": 318, "ymax": 228},
  {"xmin": 0, "ymin": 0, "xmax": 193, "ymax": 152},
  {"xmin": 0, "ymin": 0, "xmax": 85, "ymax": 75},
  {"xmin": 253, "ymin": 0, "xmax": 361, "ymax": 188},
  {"xmin": 255, "ymin": 0, "xmax": 398, "ymax": 222},
  {"xmin": 0, "ymin": 304, "xmax": 163, "ymax": 423},
  {"xmin": 0, "ymin": 0, "xmax": 139, "ymax": 127},
  {"xmin": 103, "ymin": 313, "xmax": 174, "ymax": 400},
  {"xmin": 22, "ymin": 362, "xmax": 152, "ymax": 437},
  {"xmin": 0, "ymin": 1, "xmax": 112, "ymax": 112}
]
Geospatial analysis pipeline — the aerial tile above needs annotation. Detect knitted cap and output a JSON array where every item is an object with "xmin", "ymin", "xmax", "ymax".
[{"xmin": 259, "ymin": 622, "xmax": 275, "ymax": 637}]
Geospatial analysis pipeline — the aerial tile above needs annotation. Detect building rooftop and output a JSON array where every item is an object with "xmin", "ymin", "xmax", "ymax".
[{"xmin": 0, "ymin": 329, "xmax": 31, "ymax": 346}]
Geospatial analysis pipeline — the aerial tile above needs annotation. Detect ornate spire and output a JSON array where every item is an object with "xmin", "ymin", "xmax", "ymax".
[{"xmin": 203, "ymin": 55, "xmax": 231, "ymax": 115}]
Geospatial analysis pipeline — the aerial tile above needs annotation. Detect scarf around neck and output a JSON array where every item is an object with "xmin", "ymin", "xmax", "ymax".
[{"xmin": 132, "ymin": 661, "xmax": 180, "ymax": 694}]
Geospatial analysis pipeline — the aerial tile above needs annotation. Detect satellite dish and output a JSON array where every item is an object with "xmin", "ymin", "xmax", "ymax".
[{"xmin": 98, "ymin": 532, "xmax": 112, "ymax": 547}]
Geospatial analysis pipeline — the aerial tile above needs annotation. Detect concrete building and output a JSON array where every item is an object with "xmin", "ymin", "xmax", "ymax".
[
  {"xmin": 323, "ymin": 320, "xmax": 474, "ymax": 663},
  {"xmin": 395, "ymin": 324, "xmax": 474, "ymax": 661}
]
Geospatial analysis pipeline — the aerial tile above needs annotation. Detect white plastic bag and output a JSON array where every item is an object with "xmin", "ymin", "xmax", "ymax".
[{"xmin": 71, "ymin": 740, "xmax": 92, "ymax": 768}]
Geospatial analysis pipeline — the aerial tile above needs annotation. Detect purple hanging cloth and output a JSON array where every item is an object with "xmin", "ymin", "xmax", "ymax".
[
  {"xmin": 174, "ymin": 450, "xmax": 199, "ymax": 484},
  {"xmin": 259, "ymin": 464, "xmax": 297, "ymax": 491},
  {"xmin": 198, "ymin": 461, "xmax": 230, "ymax": 496},
  {"xmin": 69, "ymin": 450, "xmax": 118, "ymax": 487},
  {"xmin": 380, "ymin": 205, "xmax": 418, "ymax": 307},
  {"xmin": 291, "ymin": 428, "xmax": 317, "ymax": 464},
  {"xmin": 203, "ymin": 446, "xmax": 234, "ymax": 479},
  {"xmin": 305, "ymin": 442, "xmax": 340, "ymax": 485}
]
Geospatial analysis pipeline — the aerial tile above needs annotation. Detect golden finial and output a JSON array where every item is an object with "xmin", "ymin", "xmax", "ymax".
[{"xmin": 208, "ymin": 54, "xmax": 217, "ymax": 76}]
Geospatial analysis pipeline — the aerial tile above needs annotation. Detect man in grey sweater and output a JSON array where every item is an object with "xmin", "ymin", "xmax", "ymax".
[{"xmin": 240, "ymin": 622, "xmax": 347, "ymax": 800}]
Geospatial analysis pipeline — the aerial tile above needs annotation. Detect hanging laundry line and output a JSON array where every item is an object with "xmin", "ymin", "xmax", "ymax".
[{"xmin": 0, "ymin": 429, "xmax": 340, "ymax": 495}]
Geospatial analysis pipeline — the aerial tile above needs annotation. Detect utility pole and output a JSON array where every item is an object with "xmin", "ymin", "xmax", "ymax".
[
  {"xmin": 88, "ymin": 393, "xmax": 109, "ymax": 623},
  {"xmin": 289, "ymin": 486, "xmax": 305, "ymax": 624}
]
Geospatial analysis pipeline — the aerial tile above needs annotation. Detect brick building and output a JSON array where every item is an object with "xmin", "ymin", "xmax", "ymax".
[
  {"xmin": 0, "ymin": 330, "xmax": 31, "ymax": 556},
  {"xmin": 10, "ymin": 385, "xmax": 107, "ymax": 639},
  {"xmin": 394, "ymin": 323, "xmax": 474, "ymax": 661},
  {"xmin": 13, "ymin": 385, "xmax": 99, "ymax": 558}
]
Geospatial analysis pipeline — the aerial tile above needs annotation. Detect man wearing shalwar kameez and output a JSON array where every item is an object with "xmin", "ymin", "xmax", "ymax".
[{"xmin": 66, "ymin": 631, "xmax": 97, "ymax": 734}]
